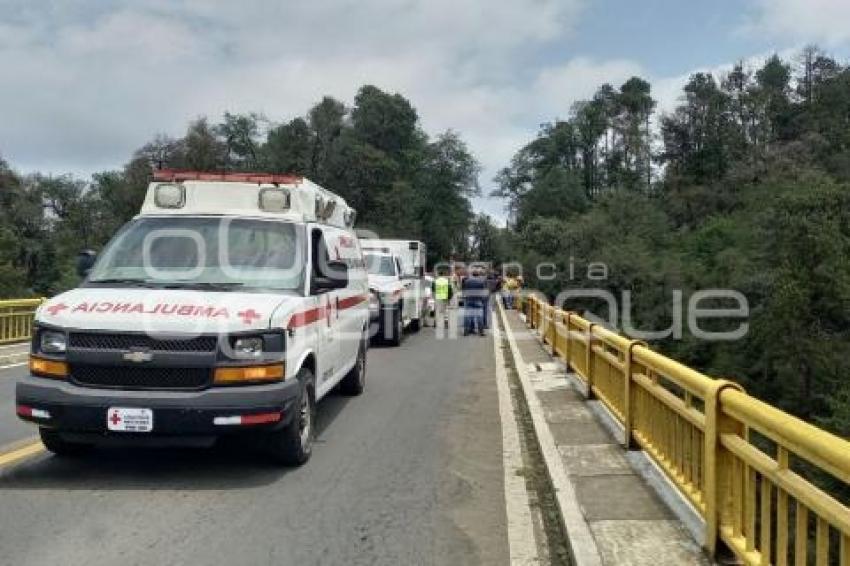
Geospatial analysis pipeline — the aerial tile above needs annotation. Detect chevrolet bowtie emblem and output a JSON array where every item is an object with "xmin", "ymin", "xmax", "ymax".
[{"xmin": 123, "ymin": 350, "xmax": 153, "ymax": 363}]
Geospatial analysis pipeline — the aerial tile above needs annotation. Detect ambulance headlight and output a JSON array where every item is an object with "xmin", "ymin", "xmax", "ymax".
[
  {"xmin": 40, "ymin": 330, "xmax": 67, "ymax": 354},
  {"xmin": 154, "ymin": 183, "xmax": 185, "ymax": 209},
  {"xmin": 369, "ymin": 291, "xmax": 380, "ymax": 311},
  {"xmin": 233, "ymin": 336, "xmax": 264, "ymax": 356}
]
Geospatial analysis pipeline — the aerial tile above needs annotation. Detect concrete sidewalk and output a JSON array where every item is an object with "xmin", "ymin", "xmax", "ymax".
[{"xmin": 502, "ymin": 308, "xmax": 710, "ymax": 566}]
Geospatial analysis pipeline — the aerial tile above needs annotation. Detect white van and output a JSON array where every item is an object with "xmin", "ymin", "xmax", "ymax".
[
  {"xmin": 361, "ymin": 239, "xmax": 427, "ymax": 344},
  {"xmin": 16, "ymin": 170, "xmax": 369, "ymax": 466}
]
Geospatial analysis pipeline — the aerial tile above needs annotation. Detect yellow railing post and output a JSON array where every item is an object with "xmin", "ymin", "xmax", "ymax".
[
  {"xmin": 703, "ymin": 379, "xmax": 746, "ymax": 556},
  {"xmin": 553, "ymin": 309, "xmax": 562, "ymax": 359},
  {"xmin": 585, "ymin": 322, "xmax": 597, "ymax": 400},
  {"xmin": 623, "ymin": 340, "xmax": 647, "ymax": 450},
  {"xmin": 564, "ymin": 311, "xmax": 573, "ymax": 370},
  {"xmin": 0, "ymin": 298, "xmax": 45, "ymax": 344},
  {"xmin": 546, "ymin": 305, "xmax": 556, "ymax": 347}
]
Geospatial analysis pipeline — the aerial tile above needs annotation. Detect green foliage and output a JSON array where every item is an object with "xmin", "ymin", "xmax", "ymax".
[
  {"xmin": 494, "ymin": 76, "xmax": 658, "ymax": 227},
  {"xmin": 504, "ymin": 47, "xmax": 850, "ymax": 438}
]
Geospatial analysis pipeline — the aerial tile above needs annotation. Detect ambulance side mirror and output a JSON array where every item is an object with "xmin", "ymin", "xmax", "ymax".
[
  {"xmin": 77, "ymin": 249, "xmax": 97, "ymax": 277},
  {"xmin": 312, "ymin": 260, "xmax": 349, "ymax": 293}
]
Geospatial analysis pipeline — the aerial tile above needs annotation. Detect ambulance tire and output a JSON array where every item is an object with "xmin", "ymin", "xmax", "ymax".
[
  {"xmin": 266, "ymin": 369, "xmax": 315, "ymax": 466},
  {"xmin": 340, "ymin": 336, "xmax": 367, "ymax": 396},
  {"xmin": 39, "ymin": 428, "xmax": 92, "ymax": 457},
  {"xmin": 388, "ymin": 304, "xmax": 404, "ymax": 346},
  {"xmin": 410, "ymin": 317, "xmax": 421, "ymax": 332}
]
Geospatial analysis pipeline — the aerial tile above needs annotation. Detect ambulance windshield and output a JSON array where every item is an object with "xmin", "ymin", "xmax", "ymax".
[
  {"xmin": 364, "ymin": 253, "xmax": 396, "ymax": 276},
  {"xmin": 86, "ymin": 217, "xmax": 305, "ymax": 291}
]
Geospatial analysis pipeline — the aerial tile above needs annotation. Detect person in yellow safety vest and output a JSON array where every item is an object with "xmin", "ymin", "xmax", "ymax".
[
  {"xmin": 503, "ymin": 275, "xmax": 519, "ymax": 309},
  {"xmin": 432, "ymin": 272, "xmax": 454, "ymax": 328}
]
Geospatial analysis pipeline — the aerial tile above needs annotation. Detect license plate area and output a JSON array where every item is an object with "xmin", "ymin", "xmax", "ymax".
[{"xmin": 107, "ymin": 407, "xmax": 153, "ymax": 432}]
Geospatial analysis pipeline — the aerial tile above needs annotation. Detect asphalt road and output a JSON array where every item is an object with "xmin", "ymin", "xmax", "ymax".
[
  {"xmin": 0, "ymin": 316, "xmax": 509, "ymax": 566},
  {"xmin": 0, "ymin": 345, "xmax": 34, "ymax": 447}
]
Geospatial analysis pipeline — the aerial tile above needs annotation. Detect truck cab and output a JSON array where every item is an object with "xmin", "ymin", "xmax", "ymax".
[
  {"xmin": 16, "ymin": 170, "xmax": 369, "ymax": 466},
  {"xmin": 362, "ymin": 239, "xmax": 427, "ymax": 345}
]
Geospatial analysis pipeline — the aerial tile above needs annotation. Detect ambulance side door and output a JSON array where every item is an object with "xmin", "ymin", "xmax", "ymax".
[
  {"xmin": 325, "ymin": 228, "xmax": 369, "ymax": 379},
  {"xmin": 309, "ymin": 226, "xmax": 341, "ymax": 388},
  {"xmin": 330, "ymin": 228, "xmax": 367, "ymax": 375}
]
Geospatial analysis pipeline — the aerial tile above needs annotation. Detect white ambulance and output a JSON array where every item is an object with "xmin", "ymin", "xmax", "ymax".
[
  {"xmin": 16, "ymin": 170, "xmax": 369, "ymax": 466},
  {"xmin": 361, "ymin": 239, "xmax": 427, "ymax": 345}
]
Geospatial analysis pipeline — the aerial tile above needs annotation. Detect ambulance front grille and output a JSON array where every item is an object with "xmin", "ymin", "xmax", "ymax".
[
  {"xmin": 68, "ymin": 332, "xmax": 219, "ymax": 352},
  {"xmin": 70, "ymin": 364, "xmax": 211, "ymax": 390}
]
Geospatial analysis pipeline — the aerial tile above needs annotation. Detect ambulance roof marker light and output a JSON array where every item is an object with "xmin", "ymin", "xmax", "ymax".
[
  {"xmin": 154, "ymin": 183, "xmax": 186, "ymax": 209},
  {"xmin": 258, "ymin": 187, "xmax": 291, "ymax": 213}
]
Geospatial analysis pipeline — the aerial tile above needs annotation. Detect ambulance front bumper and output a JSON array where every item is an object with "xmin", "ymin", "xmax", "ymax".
[{"xmin": 16, "ymin": 374, "xmax": 300, "ymax": 440}]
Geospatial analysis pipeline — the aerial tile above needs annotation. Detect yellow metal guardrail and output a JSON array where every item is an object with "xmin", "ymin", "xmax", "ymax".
[
  {"xmin": 0, "ymin": 299, "xmax": 44, "ymax": 345},
  {"xmin": 524, "ymin": 295, "xmax": 850, "ymax": 566}
]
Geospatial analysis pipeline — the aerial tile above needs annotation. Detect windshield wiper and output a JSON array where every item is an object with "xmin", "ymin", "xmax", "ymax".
[
  {"xmin": 158, "ymin": 281, "xmax": 245, "ymax": 291},
  {"xmin": 86, "ymin": 278, "xmax": 159, "ymax": 288}
]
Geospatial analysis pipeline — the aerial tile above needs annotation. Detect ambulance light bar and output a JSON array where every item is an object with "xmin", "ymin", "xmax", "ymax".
[{"xmin": 153, "ymin": 169, "xmax": 302, "ymax": 185}]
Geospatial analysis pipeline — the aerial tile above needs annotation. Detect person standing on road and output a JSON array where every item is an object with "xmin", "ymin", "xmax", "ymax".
[
  {"xmin": 462, "ymin": 268, "xmax": 487, "ymax": 336},
  {"xmin": 483, "ymin": 269, "xmax": 500, "ymax": 330},
  {"xmin": 432, "ymin": 270, "xmax": 453, "ymax": 328}
]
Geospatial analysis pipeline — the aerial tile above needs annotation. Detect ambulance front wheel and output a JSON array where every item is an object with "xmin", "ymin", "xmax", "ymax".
[
  {"xmin": 265, "ymin": 369, "xmax": 315, "ymax": 466},
  {"xmin": 39, "ymin": 428, "xmax": 93, "ymax": 457},
  {"xmin": 340, "ymin": 336, "xmax": 367, "ymax": 396},
  {"xmin": 388, "ymin": 305, "xmax": 403, "ymax": 346}
]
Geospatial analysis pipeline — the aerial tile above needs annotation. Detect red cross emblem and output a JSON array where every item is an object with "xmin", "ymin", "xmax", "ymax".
[
  {"xmin": 109, "ymin": 411, "xmax": 122, "ymax": 426},
  {"xmin": 237, "ymin": 309, "xmax": 262, "ymax": 325},
  {"xmin": 46, "ymin": 303, "xmax": 68, "ymax": 316}
]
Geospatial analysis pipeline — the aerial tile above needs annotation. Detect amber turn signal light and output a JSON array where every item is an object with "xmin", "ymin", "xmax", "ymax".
[
  {"xmin": 213, "ymin": 363, "xmax": 284, "ymax": 384},
  {"xmin": 29, "ymin": 356, "xmax": 68, "ymax": 379}
]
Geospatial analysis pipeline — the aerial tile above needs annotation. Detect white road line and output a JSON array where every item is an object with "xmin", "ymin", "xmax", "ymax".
[
  {"xmin": 499, "ymin": 303, "xmax": 603, "ymax": 566},
  {"xmin": 0, "ymin": 362, "xmax": 27, "ymax": 371},
  {"xmin": 492, "ymin": 318, "xmax": 541, "ymax": 565}
]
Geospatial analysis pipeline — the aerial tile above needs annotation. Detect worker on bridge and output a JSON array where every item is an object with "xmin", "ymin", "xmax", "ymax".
[{"xmin": 431, "ymin": 269, "xmax": 453, "ymax": 328}]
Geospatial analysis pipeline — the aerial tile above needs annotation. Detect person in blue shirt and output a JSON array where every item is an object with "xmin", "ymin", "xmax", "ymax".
[{"xmin": 462, "ymin": 268, "xmax": 488, "ymax": 336}]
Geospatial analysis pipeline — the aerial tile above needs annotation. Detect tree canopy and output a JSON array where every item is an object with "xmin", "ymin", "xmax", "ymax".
[{"xmin": 499, "ymin": 47, "xmax": 850, "ymax": 443}]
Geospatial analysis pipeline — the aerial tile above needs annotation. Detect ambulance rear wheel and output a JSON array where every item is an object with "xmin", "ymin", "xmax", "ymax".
[
  {"xmin": 266, "ymin": 369, "xmax": 315, "ymax": 466},
  {"xmin": 39, "ymin": 428, "xmax": 92, "ymax": 457},
  {"xmin": 410, "ymin": 317, "xmax": 421, "ymax": 332}
]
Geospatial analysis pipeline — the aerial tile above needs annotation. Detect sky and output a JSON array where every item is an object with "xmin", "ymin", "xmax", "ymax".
[{"xmin": 2, "ymin": 0, "xmax": 850, "ymax": 220}]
